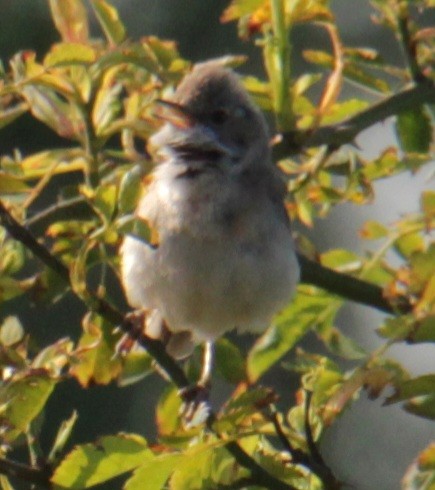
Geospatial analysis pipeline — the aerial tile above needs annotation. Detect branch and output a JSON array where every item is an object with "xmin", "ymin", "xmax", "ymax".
[
  {"xmin": 0, "ymin": 199, "xmax": 297, "ymax": 490},
  {"xmin": 297, "ymin": 253, "xmax": 411, "ymax": 314},
  {"xmin": 0, "ymin": 457, "xmax": 51, "ymax": 489},
  {"xmin": 0, "ymin": 200, "xmax": 189, "ymax": 390},
  {"xmin": 274, "ymin": 79, "xmax": 435, "ymax": 157}
]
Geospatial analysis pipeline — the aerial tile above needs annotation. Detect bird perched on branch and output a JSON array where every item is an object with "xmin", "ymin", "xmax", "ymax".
[{"xmin": 121, "ymin": 60, "xmax": 299, "ymax": 387}]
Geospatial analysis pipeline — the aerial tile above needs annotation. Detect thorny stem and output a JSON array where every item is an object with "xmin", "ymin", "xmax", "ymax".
[
  {"xmin": 270, "ymin": 0, "xmax": 295, "ymax": 131},
  {"xmin": 275, "ymin": 79, "xmax": 435, "ymax": 157},
  {"xmin": 396, "ymin": 5, "xmax": 425, "ymax": 83}
]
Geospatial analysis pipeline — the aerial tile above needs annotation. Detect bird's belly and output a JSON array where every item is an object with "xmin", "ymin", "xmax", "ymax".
[{"xmin": 147, "ymin": 231, "xmax": 299, "ymax": 341}]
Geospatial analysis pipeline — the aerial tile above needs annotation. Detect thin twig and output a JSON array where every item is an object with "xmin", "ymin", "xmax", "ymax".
[
  {"xmin": 267, "ymin": 405, "xmax": 339, "ymax": 488},
  {"xmin": 303, "ymin": 391, "xmax": 338, "ymax": 489},
  {"xmin": 25, "ymin": 196, "xmax": 87, "ymax": 227},
  {"xmin": 396, "ymin": 11, "xmax": 425, "ymax": 83}
]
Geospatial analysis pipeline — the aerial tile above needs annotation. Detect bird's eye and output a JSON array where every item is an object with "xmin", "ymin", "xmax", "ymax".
[
  {"xmin": 234, "ymin": 106, "xmax": 249, "ymax": 119},
  {"xmin": 209, "ymin": 109, "xmax": 229, "ymax": 125}
]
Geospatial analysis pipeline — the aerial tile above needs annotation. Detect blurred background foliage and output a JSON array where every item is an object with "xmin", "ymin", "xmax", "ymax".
[{"xmin": 0, "ymin": 0, "xmax": 434, "ymax": 489}]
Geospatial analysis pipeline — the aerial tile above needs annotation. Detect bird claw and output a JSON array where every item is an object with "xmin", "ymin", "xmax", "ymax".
[
  {"xmin": 115, "ymin": 310, "xmax": 146, "ymax": 356},
  {"xmin": 179, "ymin": 383, "xmax": 211, "ymax": 428}
]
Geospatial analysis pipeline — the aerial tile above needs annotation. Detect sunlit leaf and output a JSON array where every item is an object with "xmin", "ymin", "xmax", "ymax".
[
  {"xmin": 90, "ymin": 0, "xmax": 126, "ymax": 45},
  {"xmin": 44, "ymin": 42, "xmax": 96, "ymax": 67},
  {"xmin": 48, "ymin": 411, "xmax": 79, "ymax": 463},
  {"xmin": 0, "ymin": 316, "xmax": 24, "ymax": 347},
  {"xmin": 0, "ymin": 371, "xmax": 56, "ymax": 442},
  {"xmin": 221, "ymin": 0, "xmax": 266, "ymax": 23},
  {"xmin": 51, "ymin": 434, "xmax": 152, "ymax": 488},
  {"xmin": 20, "ymin": 86, "xmax": 82, "ymax": 139},
  {"xmin": 69, "ymin": 313, "xmax": 122, "ymax": 387},
  {"xmin": 118, "ymin": 350, "xmax": 153, "ymax": 387},
  {"xmin": 156, "ymin": 385, "xmax": 183, "ymax": 436},
  {"xmin": 0, "ymin": 174, "xmax": 29, "ymax": 194},
  {"xmin": 118, "ymin": 165, "xmax": 144, "ymax": 215},
  {"xmin": 125, "ymin": 454, "xmax": 181, "ymax": 490},
  {"xmin": 20, "ymin": 149, "xmax": 86, "ymax": 179},
  {"xmin": 359, "ymin": 220, "xmax": 389, "ymax": 240},
  {"xmin": 320, "ymin": 249, "xmax": 362, "ymax": 273},
  {"xmin": 247, "ymin": 286, "xmax": 337, "ymax": 382},
  {"xmin": 49, "ymin": 0, "xmax": 89, "ymax": 43}
]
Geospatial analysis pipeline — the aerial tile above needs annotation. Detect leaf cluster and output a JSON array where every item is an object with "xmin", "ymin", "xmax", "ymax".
[{"xmin": 0, "ymin": 0, "xmax": 434, "ymax": 489}]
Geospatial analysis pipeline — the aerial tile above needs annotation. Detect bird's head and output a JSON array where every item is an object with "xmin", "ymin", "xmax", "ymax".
[{"xmin": 149, "ymin": 61, "xmax": 270, "ymax": 170}]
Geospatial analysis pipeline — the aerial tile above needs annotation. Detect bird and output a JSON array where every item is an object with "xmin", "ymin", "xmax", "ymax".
[{"xmin": 120, "ymin": 60, "xmax": 300, "ymax": 387}]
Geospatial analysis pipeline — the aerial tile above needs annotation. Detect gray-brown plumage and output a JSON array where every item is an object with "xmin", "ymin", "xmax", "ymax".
[{"xmin": 121, "ymin": 60, "xmax": 299, "ymax": 358}]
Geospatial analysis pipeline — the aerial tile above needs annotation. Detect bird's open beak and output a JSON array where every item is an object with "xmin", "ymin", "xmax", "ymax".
[{"xmin": 154, "ymin": 99, "xmax": 195, "ymax": 129}]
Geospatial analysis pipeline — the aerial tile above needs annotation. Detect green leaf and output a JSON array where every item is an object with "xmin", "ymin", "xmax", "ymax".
[
  {"xmin": 156, "ymin": 385, "xmax": 183, "ymax": 436},
  {"xmin": 320, "ymin": 249, "xmax": 362, "ymax": 273},
  {"xmin": 118, "ymin": 165, "xmax": 144, "ymax": 215},
  {"xmin": 69, "ymin": 313, "xmax": 122, "ymax": 387},
  {"xmin": 422, "ymin": 190, "xmax": 435, "ymax": 220},
  {"xmin": 323, "ymin": 327, "xmax": 366, "ymax": 360},
  {"xmin": 118, "ymin": 351, "xmax": 153, "ymax": 387},
  {"xmin": 48, "ymin": 411, "xmax": 79, "ymax": 463},
  {"xmin": 247, "ymin": 286, "xmax": 337, "ymax": 382},
  {"xmin": 125, "ymin": 454, "xmax": 181, "ymax": 490},
  {"xmin": 404, "ymin": 394, "xmax": 435, "ymax": 421},
  {"xmin": 0, "ymin": 103, "xmax": 28, "ymax": 130},
  {"xmin": 90, "ymin": 0, "xmax": 126, "ymax": 45},
  {"xmin": 44, "ymin": 43, "xmax": 96, "ymax": 67},
  {"xmin": 0, "ymin": 173, "xmax": 30, "ymax": 194},
  {"xmin": 220, "ymin": 0, "xmax": 265, "ymax": 22},
  {"xmin": 321, "ymin": 99, "xmax": 369, "ymax": 125},
  {"xmin": 21, "ymin": 86, "xmax": 81, "ymax": 139},
  {"xmin": 214, "ymin": 338, "xmax": 246, "ymax": 384},
  {"xmin": 93, "ymin": 183, "xmax": 118, "ymax": 222},
  {"xmin": 92, "ymin": 72, "xmax": 123, "ymax": 136},
  {"xmin": 0, "ymin": 372, "xmax": 56, "ymax": 442},
  {"xmin": 0, "ymin": 316, "xmax": 24, "ymax": 347},
  {"xmin": 49, "ymin": 0, "xmax": 89, "ymax": 43},
  {"xmin": 217, "ymin": 386, "xmax": 276, "ymax": 432},
  {"xmin": 395, "ymin": 107, "xmax": 433, "ymax": 153},
  {"xmin": 0, "ymin": 276, "xmax": 37, "ymax": 302},
  {"xmin": 359, "ymin": 220, "xmax": 389, "ymax": 240},
  {"xmin": 20, "ymin": 149, "xmax": 86, "ymax": 179},
  {"xmin": 51, "ymin": 434, "xmax": 152, "ymax": 488},
  {"xmin": 388, "ymin": 374, "xmax": 435, "ymax": 403}
]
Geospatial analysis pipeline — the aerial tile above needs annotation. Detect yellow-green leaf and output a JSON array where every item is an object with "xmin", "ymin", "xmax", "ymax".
[
  {"xmin": 0, "ymin": 372, "xmax": 56, "ymax": 442},
  {"xmin": 0, "ymin": 173, "xmax": 30, "ymax": 194},
  {"xmin": 49, "ymin": 0, "xmax": 89, "ymax": 43},
  {"xmin": 247, "ymin": 286, "xmax": 337, "ymax": 382},
  {"xmin": 90, "ymin": 0, "xmax": 126, "ymax": 45},
  {"xmin": 125, "ymin": 454, "xmax": 181, "ymax": 490},
  {"xmin": 69, "ymin": 313, "xmax": 122, "ymax": 387},
  {"xmin": 44, "ymin": 43, "xmax": 96, "ymax": 68},
  {"xmin": 51, "ymin": 434, "xmax": 152, "ymax": 488}
]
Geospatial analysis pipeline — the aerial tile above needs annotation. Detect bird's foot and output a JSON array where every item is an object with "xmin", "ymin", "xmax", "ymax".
[
  {"xmin": 179, "ymin": 383, "xmax": 211, "ymax": 428},
  {"xmin": 115, "ymin": 310, "xmax": 147, "ymax": 356}
]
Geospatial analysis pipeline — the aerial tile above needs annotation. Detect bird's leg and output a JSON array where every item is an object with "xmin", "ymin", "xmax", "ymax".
[
  {"xmin": 199, "ymin": 341, "xmax": 214, "ymax": 388},
  {"xmin": 179, "ymin": 341, "xmax": 214, "ymax": 427}
]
